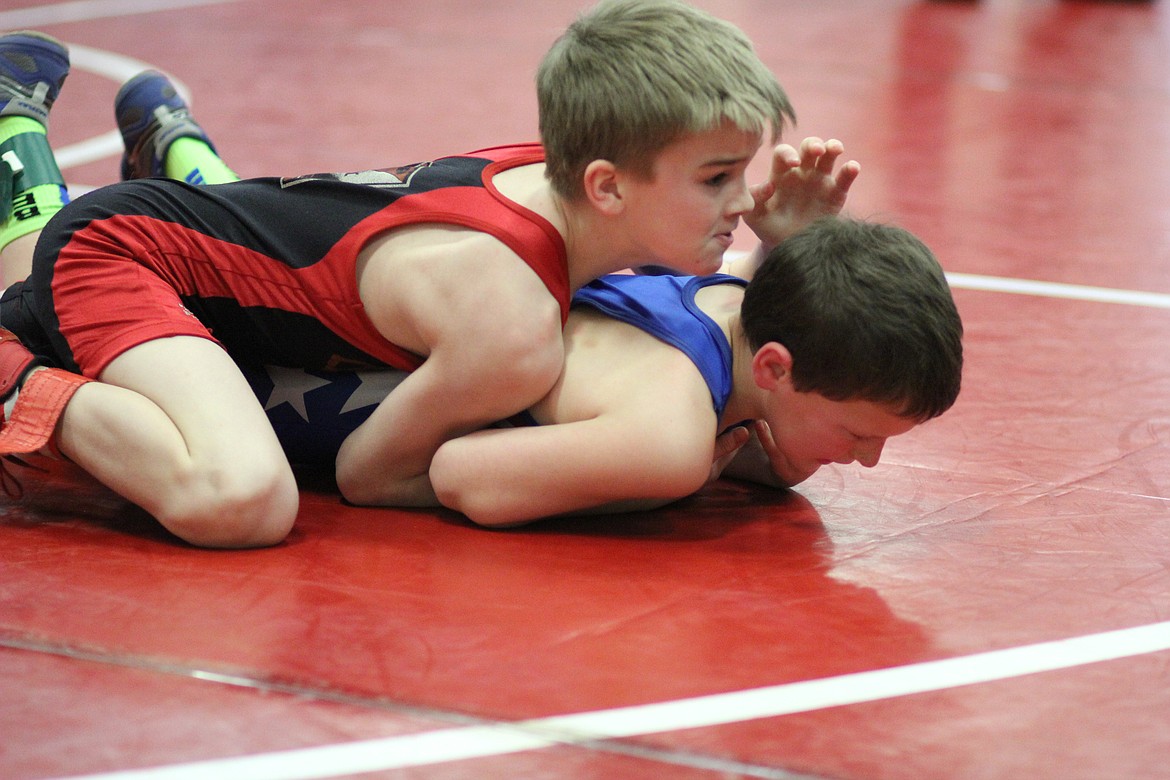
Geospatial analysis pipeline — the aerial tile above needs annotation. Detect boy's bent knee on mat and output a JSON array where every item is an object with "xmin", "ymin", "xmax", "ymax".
[{"xmin": 154, "ymin": 459, "xmax": 299, "ymax": 548}]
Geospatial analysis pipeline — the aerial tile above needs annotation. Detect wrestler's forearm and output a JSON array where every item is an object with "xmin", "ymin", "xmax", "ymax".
[
  {"xmin": 333, "ymin": 393, "xmax": 447, "ymax": 508},
  {"xmin": 333, "ymin": 356, "xmax": 548, "ymax": 508},
  {"xmin": 430, "ymin": 419, "xmax": 711, "ymax": 527}
]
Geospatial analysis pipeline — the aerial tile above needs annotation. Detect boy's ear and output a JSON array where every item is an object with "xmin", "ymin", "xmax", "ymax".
[
  {"xmin": 582, "ymin": 159, "xmax": 624, "ymax": 215},
  {"xmin": 752, "ymin": 342, "xmax": 794, "ymax": 391}
]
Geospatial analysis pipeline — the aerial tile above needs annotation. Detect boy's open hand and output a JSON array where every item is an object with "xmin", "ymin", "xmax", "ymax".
[{"xmin": 744, "ymin": 137, "xmax": 859, "ymax": 252}]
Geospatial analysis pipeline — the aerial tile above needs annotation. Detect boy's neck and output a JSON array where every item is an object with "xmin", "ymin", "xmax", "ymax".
[
  {"xmin": 676, "ymin": 282, "xmax": 758, "ymax": 430},
  {"xmin": 492, "ymin": 163, "xmax": 626, "ymax": 292},
  {"xmin": 553, "ymin": 195, "xmax": 640, "ymax": 292},
  {"xmin": 720, "ymin": 315, "xmax": 765, "ymax": 429}
]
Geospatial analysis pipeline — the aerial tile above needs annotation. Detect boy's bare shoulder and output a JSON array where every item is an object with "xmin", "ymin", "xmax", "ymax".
[
  {"xmin": 356, "ymin": 225, "xmax": 562, "ymax": 355},
  {"xmin": 539, "ymin": 309, "xmax": 716, "ymax": 430}
]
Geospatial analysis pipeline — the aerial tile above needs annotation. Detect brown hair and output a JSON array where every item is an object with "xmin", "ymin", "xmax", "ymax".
[{"xmin": 741, "ymin": 217, "xmax": 963, "ymax": 420}]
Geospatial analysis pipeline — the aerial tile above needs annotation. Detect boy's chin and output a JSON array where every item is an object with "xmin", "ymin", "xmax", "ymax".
[{"xmin": 774, "ymin": 458, "xmax": 819, "ymax": 488}]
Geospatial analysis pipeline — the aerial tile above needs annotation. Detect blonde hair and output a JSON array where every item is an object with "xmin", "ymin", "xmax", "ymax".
[{"xmin": 537, "ymin": 0, "xmax": 795, "ymax": 199}]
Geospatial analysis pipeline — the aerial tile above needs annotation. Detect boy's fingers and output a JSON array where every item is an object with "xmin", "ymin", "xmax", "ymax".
[
  {"xmin": 798, "ymin": 136, "xmax": 827, "ymax": 169},
  {"xmin": 769, "ymin": 144, "xmax": 801, "ymax": 175},
  {"xmin": 713, "ymin": 425, "xmax": 750, "ymax": 459}
]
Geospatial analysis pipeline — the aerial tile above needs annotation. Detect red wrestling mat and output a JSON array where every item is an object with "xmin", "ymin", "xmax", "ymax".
[{"xmin": 3, "ymin": 1, "xmax": 1170, "ymax": 778}]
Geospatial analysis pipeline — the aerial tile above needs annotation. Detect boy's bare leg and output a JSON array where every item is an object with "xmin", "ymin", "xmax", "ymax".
[
  {"xmin": 0, "ymin": 231, "xmax": 36, "ymax": 285},
  {"xmin": 53, "ymin": 336, "xmax": 299, "ymax": 548}
]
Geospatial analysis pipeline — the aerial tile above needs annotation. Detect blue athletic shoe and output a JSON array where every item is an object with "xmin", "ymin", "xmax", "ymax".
[
  {"xmin": 0, "ymin": 31, "xmax": 69, "ymax": 126},
  {"xmin": 115, "ymin": 70, "xmax": 217, "ymax": 180}
]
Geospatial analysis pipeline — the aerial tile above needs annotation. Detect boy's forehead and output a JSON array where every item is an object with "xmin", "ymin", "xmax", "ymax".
[{"xmin": 661, "ymin": 123, "xmax": 764, "ymax": 165}]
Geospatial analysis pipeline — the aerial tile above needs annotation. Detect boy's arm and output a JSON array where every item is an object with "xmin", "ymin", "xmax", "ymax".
[
  {"xmin": 727, "ymin": 137, "xmax": 860, "ymax": 281},
  {"xmin": 429, "ymin": 398, "xmax": 717, "ymax": 527},
  {"xmin": 335, "ymin": 246, "xmax": 564, "ymax": 507},
  {"xmin": 334, "ymin": 360, "xmax": 507, "ymax": 506}
]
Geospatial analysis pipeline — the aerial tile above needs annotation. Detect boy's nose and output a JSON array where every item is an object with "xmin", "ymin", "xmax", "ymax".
[
  {"xmin": 727, "ymin": 178, "xmax": 755, "ymax": 216},
  {"xmin": 853, "ymin": 439, "xmax": 886, "ymax": 468}
]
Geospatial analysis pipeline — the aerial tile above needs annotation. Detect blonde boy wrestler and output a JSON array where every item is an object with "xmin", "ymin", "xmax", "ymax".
[{"xmin": 0, "ymin": 2, "xmax": 858, "ymax": 547}]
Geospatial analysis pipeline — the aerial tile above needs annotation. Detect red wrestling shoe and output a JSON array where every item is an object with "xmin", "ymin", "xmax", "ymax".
[
  {"xmin": 0, "ymin": 327, "xmax": 37, "ymax": 402},
  {"xmin": 0, "ymin": 328, "xmax": 90, "ymax": 457}
]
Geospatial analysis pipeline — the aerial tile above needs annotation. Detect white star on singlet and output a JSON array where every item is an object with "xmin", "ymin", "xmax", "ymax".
[
  {"xmin": 262, "ymin": 366, "xmax": 332, "ymax": 421},
  {"xmin": 341, "ymin": 370, "xmax": 409, "ymax": 415}
]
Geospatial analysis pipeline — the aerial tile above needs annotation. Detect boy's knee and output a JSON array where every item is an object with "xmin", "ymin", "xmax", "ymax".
[{"xmin": 158, "ymin": 460, "xmax": 299, "ymax": 548}]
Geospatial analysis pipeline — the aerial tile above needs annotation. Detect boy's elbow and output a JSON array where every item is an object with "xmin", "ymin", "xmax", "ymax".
[
  {"xmin": 433, "ymin": 483, "xmax": 533, "ymax": 528},
  {"xmin": 336, "ymin": 467, "xmax": 374, "ymax": 506},
  {"xmin": 431, "ymin": 443, "xmax": 532, "ymax": 528},
  {"xmin": 457, "ymin": 500, "xmax": 536, "ymax": 529},
  {"xmin": 642, "ymin": 452, "xmax": 713, "ymax": 502},
  {"xmin": 669, "ymin": 464, "xmax": 713, "ymax": 501},
  {"xmin": 334, "ymin": 448, "xmax": 414, "ymax": 508},
  {"xmin": 334, "ymin": 443, "xmax": 376, "ymax": 506}
]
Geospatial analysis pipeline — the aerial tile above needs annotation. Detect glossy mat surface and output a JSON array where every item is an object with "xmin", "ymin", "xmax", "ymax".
[{"xmin": 2, "ymin": 1, "xmax": 1169, "ymax": 778}]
